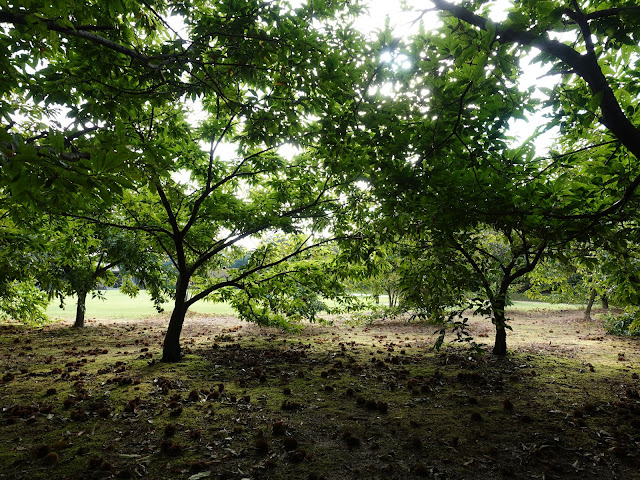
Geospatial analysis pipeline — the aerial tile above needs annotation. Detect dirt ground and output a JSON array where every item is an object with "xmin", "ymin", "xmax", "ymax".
[{"xmin": 0, "ymin": 308, "xmax": 639, "ymax": 480}]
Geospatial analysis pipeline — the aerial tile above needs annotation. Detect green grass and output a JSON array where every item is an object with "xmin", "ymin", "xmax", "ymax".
[
  {"xmin": 350, "ymin": 294, "xmax": 585, "ymax": 312},
  {"xmin": 508, "ymin": 299, "xmax": 584, "ymax": 311},
  {"xmin": 45, "ymin": 290, "xmax": 585, "ymax": 323},
  {"xmin": 46, "ymin": 289, "xmax": 237, "ymax": 320}
]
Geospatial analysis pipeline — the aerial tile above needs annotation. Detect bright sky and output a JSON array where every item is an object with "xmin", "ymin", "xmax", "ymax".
[
  {"xmin": 357, "ymin": 0, "xmax": 556, "ymax": 151},
  {"xmin": 357, "ymin": 0, "xmax": 511, "ymax": 36}
]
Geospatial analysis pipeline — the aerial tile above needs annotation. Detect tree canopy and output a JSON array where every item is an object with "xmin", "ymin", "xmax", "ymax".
[
  {"xmin": 1, "ymin": 0, "xmax": 367, "ymax": 360},
  {"xmin": 317, "ymin": 0, "xmax": 640, "ymax": 352}
]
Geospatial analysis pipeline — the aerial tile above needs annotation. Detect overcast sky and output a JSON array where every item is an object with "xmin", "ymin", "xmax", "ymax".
[{"xmin": 356, "ymin": 1, "xmax": 512, "ymax": 35}]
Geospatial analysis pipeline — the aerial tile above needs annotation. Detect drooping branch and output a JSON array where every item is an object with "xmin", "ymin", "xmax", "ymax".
[
  {"xmin": 185, "ymin": 235, "xmax": 350, "ymax": 307},
  {"xmin": 0, "ymin": 11, "xmax": 177, "ymax": 69},
  {"xmin": 430, "ymin": 0, "xmax": 640, "ymax": 160}
]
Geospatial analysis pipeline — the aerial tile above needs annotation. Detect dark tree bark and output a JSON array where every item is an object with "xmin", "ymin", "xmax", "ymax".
[
  {"xmin": 584, "ymin": 288, "xmax": 597, "ymax": 321},
  {"xmin": 73, "ymin": 289, "xmax": 88, "ymax": 328},
  {"xmin": 162, "ymin": 306, "xmax": 188, "ymax": 362},
  {"xmin": 491, "ymin": 293, "xmax": 508, "ymax": 355},
  {"xmin": 493, "ymin": 324, "xmax": 507, "ymax": 355},
  {"xmin": 601, "ymin": 294, "xmax": 609, "ymax": 310},
  {"xmin": 162, "ymin": 275, "xmax": 189, "ymax": 362}
]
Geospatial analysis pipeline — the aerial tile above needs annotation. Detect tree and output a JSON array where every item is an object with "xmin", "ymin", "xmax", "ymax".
[
  {"xmin": 43, "ymin": 219, "xmax": 166, "ymax": 328},
  {"xmin": 2, "ymin": 0, "xmax": 365, "ymax": 361},
  {"xmin": 343, "ymin": 205, "xmax": 548, "ymax": 354},
  {"xmin": 0, "ymin": 0, "xmax": 187, "ymax": 326},
  {"xmin": 425, "ymin": 0, "xmax": 640, "ymax": 216},
  {"xmin": 318, "ymin": 22, "xmax": 556, "ymax": 353},
  {"xmin": 447, "ymin": 227, "xmax": 546, "ymax": 354},
  {"xmin": 319, "ymin": 0, "xmax": 640, "ymax": 354}
]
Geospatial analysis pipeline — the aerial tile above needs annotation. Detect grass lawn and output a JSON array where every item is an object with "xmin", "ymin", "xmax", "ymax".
[
  {"xmin": 46, "ymin": 290, "xmax": 587, "ymax": 322},
  {"xmin": 507, "ymin": 299, "xmax": 584, "ymax": 311},
  {"xmin": 46, "ymin": 289, "xmax": 237, "ymax": 320}
]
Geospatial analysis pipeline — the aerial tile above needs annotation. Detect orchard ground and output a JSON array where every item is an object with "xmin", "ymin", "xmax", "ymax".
[{"xmin": 1, "ymin": 299, "xmax": 639, "ymax": 480}]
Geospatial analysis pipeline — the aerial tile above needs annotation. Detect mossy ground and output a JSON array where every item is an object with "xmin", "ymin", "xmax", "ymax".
[{"xmin": 1, "ymin": 309, "xmax": 639, "ymax": 480}]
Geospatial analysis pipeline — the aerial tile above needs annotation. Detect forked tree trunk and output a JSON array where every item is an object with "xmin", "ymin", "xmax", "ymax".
[
  {"xmin": 162, "ymin": 277, "xmax": 189, "ymax": 362},
  {"xmin": 73, "ymin": 289, "xmax": 88, "ymax": 328},
  {"xmin": 387, "ymin": 289, "xmax": 398, "ymax": 308},
  {"xmin": 584, "ymin": 288, "xmax": 597, "ymax": 321}
]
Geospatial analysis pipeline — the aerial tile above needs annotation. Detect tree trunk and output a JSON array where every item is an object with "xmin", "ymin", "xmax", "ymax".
[
  {"xmin": 162, "ymin": 276, "xmax": 189, "ymax": 362},
  {"xmin": 162, "ymin": 306, "xmax": 188, "ymax": 362},
  {"xmin": 601, "ymin": 294, "xmax": 609, "ymax": 310},
  {"xmin": 73, "ymin": 289, "xmax": 88, "ymax": 328},
  {"xmin": 387, "ymin": 288, "xmax": 397, "ymax": 308},
  {"xmin": 493, "ymin": 325, "xmax": 507, "ymax": 355},
  {"xmin": 492, "ymin": 295, "xmax": 508, "ymax": 355},
  {"xmin": 584, "ymin": 288, "xmax": 597, "ymax": 321}
]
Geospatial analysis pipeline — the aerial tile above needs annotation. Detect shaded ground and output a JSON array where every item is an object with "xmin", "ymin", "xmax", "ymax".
[{"xmin": 0, "ymin": 308, "xmax": 639, "ymax": 479}]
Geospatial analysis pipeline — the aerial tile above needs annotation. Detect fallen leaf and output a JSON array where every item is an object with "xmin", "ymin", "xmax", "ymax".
[{"xmin": 188, "ymin": 472, "xmax": 211, "ymax": 480}]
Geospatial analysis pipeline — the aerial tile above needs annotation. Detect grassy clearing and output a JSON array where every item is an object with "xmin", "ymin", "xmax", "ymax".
[
  {"xmin": 1, "ymin": 309, "xmax": 639, "ymax": 480},
  {"xmin": 46, "ymin": 290, "xmax": 584, "ymax": 324},
  {"xmin": 508, "ymin": 300, "xmax": 584, "ymax": 311},
  {"xmin": 46, "ymin": 290, "xmax": 237, "ymax": 321}
]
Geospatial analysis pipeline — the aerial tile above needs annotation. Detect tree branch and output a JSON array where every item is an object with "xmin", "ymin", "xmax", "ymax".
[
  {"xmin": 449, "ymin": 234, "xmax": 495, "ymax": 306},
  {"xmin": 585, "ymin": 6, "xmax": 640, "ymax": 20},
  {"xmin": 0, "ymin": 11, "xmax": 183, "ymax": 70},
  {"xmin": 186, "ymin": 235, "xmax": 348, "ymax": 307},
  {"xmin": 180, "ymin": 145, "xmax": 278, "ymax": 238},
  {"xmin": 566, "ymin": 2, "xmax": 596, "ymax": 58},
  {"xmin": 431, "ymin": 0, "xmax": 640, "ymax": 161}
]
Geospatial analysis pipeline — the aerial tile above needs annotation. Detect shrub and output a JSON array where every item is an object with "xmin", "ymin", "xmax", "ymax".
[
  {"xmin": 0, "ymin": 280, "xmax": 49, "ymax": 325},
  {"xmin": 603, "ymin": 307, "xmax": 640, "ymax": 336}
]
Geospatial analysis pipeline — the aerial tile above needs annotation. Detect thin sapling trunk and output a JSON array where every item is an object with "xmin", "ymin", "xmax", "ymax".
[{"xmin": 584, "ymin": 288, "xmax": 597, "ymax": 321}]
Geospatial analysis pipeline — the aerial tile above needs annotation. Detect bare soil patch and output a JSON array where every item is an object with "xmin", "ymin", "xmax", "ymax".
[{"xmin": 1, "ymin": 308, "xmax": 638, "ymax": 479}]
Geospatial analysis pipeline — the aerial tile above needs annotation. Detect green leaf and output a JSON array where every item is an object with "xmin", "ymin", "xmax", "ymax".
[{"xmin": 587, "ymin": 91, "xmax": 604, "ymax": 111}]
